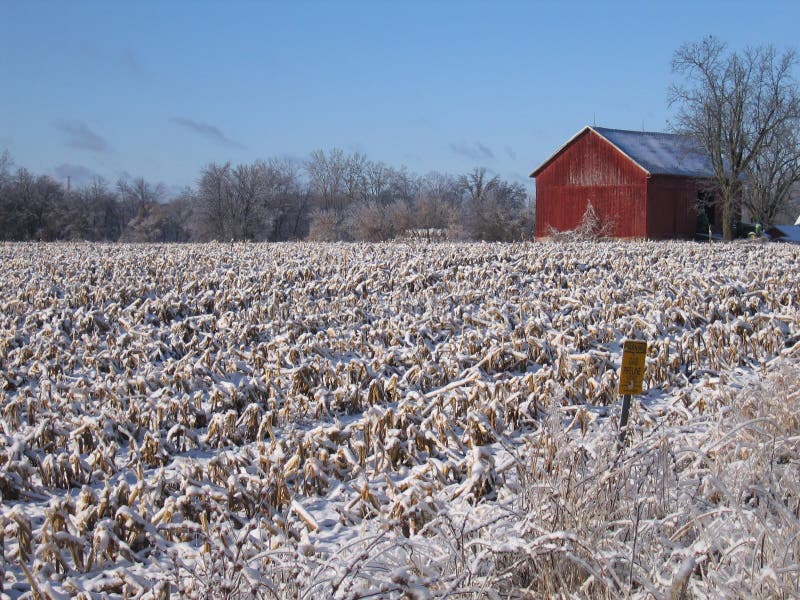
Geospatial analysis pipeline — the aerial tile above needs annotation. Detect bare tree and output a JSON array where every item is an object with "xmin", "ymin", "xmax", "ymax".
[
  {"xmin": 230, "ymin": 161, "xmax": 273, "ymax": 240},
  {"xmin": 456, "ymin": 168, "xmax": 532, "ymax": 240},
  {"xmin": 743, "ymin": 121, "xmax": 800, "ymax": 226},
  {"xmin": 343, "ymin": 201, "xmax": 389, "ymax": 241},
  {"xmin": 263, "ymin": 157, "xmax": 306, "ymax": 240},
  {"xmin": 364, "ymin": 161, "xmax": 393, "ymax": 204},
  {"xmin": 670, "ymin": 37, "xmax": 800, "ymax": 239},
  {"xmin": 343, "ymin": 152, "xmax": 367, "ymax": 205},
  {"xmin": 458, "ymin": 167, "xmax": 499, "ymax": 239},
  {"xmin": 780, "ymin": 185, "xmax": 800, "ymax": 224},
  {"xmin": 420, "ymin": 171, "xmax": 461, "ymax": 208},
  {"xmin": 0, "ymin": 168, "xmax": 65, "ymax": 240},
  {"xmin": 67, "ymin": 178, "xmax": 123, "ymax": 240},
  {"xmin": 117, "ymin": 176, "xmax": 165, "ymax": 225},
  {"xmin": 192, "ymin": 161, "xmax": 274, "ymax": 241},
  {"xmin": 120, "ymin": 198, "xmax": 192, "ymax": 242},
  {"xmin": 306, "ymin": 148, "xmax": 347, "ymax": 211},
  {"xmin": 0, "ymin": 150, "xmax": 12, "ymax": 189},
  {"xmin": 162, "ymin": 191, "xmax": 194, "ymax": 242},
  {"xmin": 460, "ymin": 167, "xmax": 499, "ymax": 206},
  {"xmin": 388, "ymin": 166, "xmax": 420, "ymax": 204},
  {"xmin": 414, "ymin": 193, "xmax": 455, "ymax": 230},
  {"xmin": 193, "ymin": 162, "xmax": 233, "ymax": 240}
]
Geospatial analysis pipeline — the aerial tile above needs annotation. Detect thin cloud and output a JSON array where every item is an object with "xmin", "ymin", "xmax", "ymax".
[
  {"xmin": 120, "ymin": 48, "xmax": 144, "ymax": 76},
  {"xmin": 402, "ymin": 152, "xmax": 423, "ymax": 164},
  {"xmin": 450, "ymin": 141, "xmax": 495, "ymax": 161},
  {"xmin": 508, "ymin": 172, "xmax": 536, "ymax": 187},
  {"xmin": 56, "ymin": 120, "xmax": 111, "ymax": 153},
  {"xmin": 117, "ymin": 170, "xmax": 133, "ymax": 184},
  {"xmin": 170, "ymin": 117, "xmax": 244, "ymax": 149},
  {"xmin": 410, "ymin": 116, "xmax": 435, "ymax": 129},
  {"xmin": 53, "ymin": 163, "xmax": 101, "ymax": 187},
  {"xmin": 347, "ymin": 142, "xmax": 366, "ymax": 154},
  {"xmin": 165, "ymin": 183, "xmax": 188, "ymax": 199},
  {"xmin": 505, "ymin": 145, "xmax": 518, "ymax": 161}
]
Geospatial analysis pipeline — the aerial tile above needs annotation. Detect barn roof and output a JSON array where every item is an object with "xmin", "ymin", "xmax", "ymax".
[{"xmin": 530, "ymin": 126, "xmax": 715, "ymax": 178}]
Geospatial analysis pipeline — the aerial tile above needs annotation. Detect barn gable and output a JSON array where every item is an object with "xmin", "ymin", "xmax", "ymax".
[{"xmin": 532, "ymin": 128, "xmax": 649, "ymax": 237}]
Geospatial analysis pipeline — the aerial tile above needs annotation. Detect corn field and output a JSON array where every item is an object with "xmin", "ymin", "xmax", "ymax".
[{"xmin": 0, "ymin": 240, "xmax": 798, "ymax": 599}]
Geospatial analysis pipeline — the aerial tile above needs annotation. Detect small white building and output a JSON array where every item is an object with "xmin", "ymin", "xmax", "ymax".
[{"xmin": 768, "ymin": 224, "xmax": 800, "ymax": 244}]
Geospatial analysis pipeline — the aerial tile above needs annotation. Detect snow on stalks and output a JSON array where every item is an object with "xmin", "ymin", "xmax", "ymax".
[
  {"xmin": 0, "ymin": 240, "xmax": 798, "ymax": 598},
  {"xmin": 456, "ymin": 360, "xmax": 800, "ymax": 598}
]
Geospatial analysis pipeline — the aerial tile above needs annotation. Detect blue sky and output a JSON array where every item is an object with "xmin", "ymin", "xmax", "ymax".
[{"xmin": 2, "ymin": 1, "xmax": 799, "ymax": 195}]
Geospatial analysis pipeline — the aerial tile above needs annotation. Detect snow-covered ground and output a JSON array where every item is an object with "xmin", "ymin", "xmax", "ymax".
[{"xmin": 0, "ymin": 240, "xmax": 798, "ymax": 599}]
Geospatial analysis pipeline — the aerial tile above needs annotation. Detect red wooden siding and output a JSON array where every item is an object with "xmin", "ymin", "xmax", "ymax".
[
  {"xmin": 646, "ymin": 176, "xmax": 699, "ymax": 239},
  {"xmin": 534, "ymin": 129, "xmax": 648, "ymax": 238}
]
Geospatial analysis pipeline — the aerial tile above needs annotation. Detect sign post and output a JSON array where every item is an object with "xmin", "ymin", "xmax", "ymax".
[{"xmin": 618, "ymin": 340, "xmax": 647, "ymax": 445}]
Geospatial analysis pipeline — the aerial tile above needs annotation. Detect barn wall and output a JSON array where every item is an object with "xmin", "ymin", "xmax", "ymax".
[
  {"xmin": 646, "ymin": 176, "xmax": 700, "ymax": 239},
  {"xmin": 534, "ymin": 130, "xmax": 648, "ymax": 237}
]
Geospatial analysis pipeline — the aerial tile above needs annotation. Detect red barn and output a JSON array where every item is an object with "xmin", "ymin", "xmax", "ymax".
[{"xmin": 530, "ymin": 126, "xmax": 715, "ymax": 239}]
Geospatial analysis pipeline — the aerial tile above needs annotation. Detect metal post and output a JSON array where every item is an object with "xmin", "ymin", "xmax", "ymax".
[{"xmin": 618, "ymin": 394, "xmax": 632, "ymax": 446}]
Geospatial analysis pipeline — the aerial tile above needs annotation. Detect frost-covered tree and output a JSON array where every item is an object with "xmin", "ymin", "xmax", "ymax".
[
  {"xmin": 117, "ymin": 176, "xmax": 165, "ymax": 225},
  {"xmin": 458, "ymin": 167, "xmax": 532, "ymax": 240},
  {"xmin": 306, "ymin": 208, "xmax": 341, "ymax": 241}
]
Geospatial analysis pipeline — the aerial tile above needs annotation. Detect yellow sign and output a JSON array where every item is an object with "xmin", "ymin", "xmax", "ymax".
[{"xmin": 619, "ymin": 340, "xmax": 647, "ymax": 395}]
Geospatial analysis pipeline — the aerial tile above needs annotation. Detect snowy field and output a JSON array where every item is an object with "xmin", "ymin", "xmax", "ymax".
[{"xmin": 1, "ymin": 240, "xmax": 799, "ymax": 599}]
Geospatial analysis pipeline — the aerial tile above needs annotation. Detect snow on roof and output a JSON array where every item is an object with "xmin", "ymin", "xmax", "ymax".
[
  {"xmin": 795, "ymin": 214, "xmax": 800, "ymax": 226},
  {"xmin": 530, "ymin": 126, "xmax": 715, "ymax": 178},
  {"xmin": 593, "ymin": 127, "xmax": 714, "ymax": 177}
]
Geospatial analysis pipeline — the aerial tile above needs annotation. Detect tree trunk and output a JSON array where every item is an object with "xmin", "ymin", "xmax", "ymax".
[
  {"xmin": 722, "ymin": 199, "xmax": 734, "ymax": 240},
  {"xmin": 721, "ymin": 182, "xmax": 741, "ymax": 241}
]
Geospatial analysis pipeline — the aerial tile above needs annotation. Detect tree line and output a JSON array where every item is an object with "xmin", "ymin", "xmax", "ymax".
[{"xmin": 0, "ymin": 148, "xmax": 534, "ymax": 243}]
